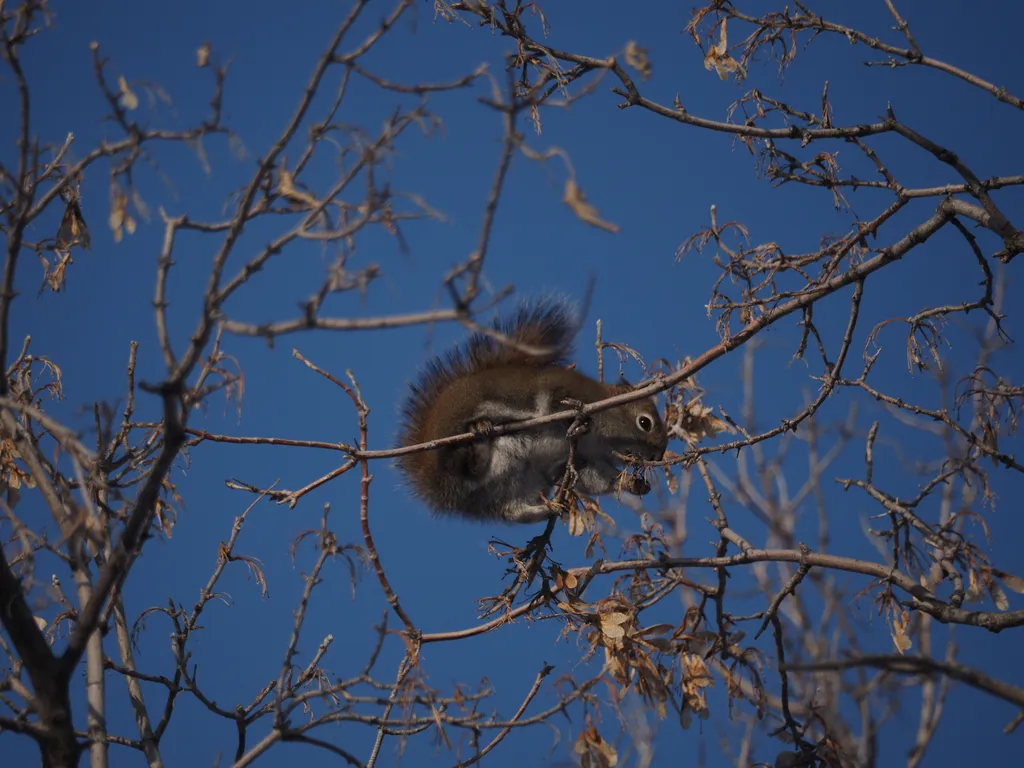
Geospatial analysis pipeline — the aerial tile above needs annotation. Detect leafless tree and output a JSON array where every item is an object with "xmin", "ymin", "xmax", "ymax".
[{"xmin": 2, "ymin": 1, "xmax": 1022, "ymax": 767}]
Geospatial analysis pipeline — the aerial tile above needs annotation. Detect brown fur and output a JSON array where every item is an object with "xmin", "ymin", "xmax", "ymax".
[{"xmin": 395, "ymin": 299, "xmax": 668, "ymax": 522}]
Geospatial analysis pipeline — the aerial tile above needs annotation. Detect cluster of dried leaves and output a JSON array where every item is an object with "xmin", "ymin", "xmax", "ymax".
[{"xmin": 2, "ymin": 1, "xmax": 1024, "ymax": 768}]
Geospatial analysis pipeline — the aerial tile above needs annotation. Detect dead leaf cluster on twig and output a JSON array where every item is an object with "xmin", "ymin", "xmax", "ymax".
[{"xmin": 703, "ymin": 20, "xmax": 747, "ymax": 82}]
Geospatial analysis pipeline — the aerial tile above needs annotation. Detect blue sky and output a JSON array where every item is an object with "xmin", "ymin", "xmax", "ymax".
[{"xmin": 3, "ymin": 0, "xmax": 1024, "ymax": 766}]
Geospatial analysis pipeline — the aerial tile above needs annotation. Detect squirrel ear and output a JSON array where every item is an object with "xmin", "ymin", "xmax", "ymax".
[{"xmin": 607, "ymin": 374, "xmax": 634, "ymax": 394}]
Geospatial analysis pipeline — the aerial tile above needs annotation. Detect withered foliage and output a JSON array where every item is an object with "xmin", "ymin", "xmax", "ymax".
[{"xmin": 2, "ymin": 2, "xmax": 1023, "ymax": 768}]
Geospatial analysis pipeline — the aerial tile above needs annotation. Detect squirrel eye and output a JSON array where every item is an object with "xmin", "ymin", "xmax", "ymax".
[{"xmin": 636, "ymin": 414, "xmax": 653, "ymax": 432}]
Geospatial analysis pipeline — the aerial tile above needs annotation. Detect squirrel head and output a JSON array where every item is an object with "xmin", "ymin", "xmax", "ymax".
[{"xmin": 587, "ymin": 378, "xmax": 669, "ymax": 464}]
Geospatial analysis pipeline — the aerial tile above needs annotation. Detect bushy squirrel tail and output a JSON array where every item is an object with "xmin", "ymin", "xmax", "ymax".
[
  {"xmin": 396, "ymin": 296, "xmax": 579, "ymax": 449},
  {"xmin": 465, "ymin": 296, "xmax": 578, "ymax": 369}
]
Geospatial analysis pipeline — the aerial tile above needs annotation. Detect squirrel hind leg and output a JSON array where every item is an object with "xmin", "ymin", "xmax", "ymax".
[
  {"xmin": 454, "ymin": 419, "xmax": 495, "ymax": 479},
  {"xmin": 498, "ymin": 499, "xmax": 559, "ymax": 524},
  {"xmin": 574, "ymin": 464, "xmax": 618, "ymax": 496}
]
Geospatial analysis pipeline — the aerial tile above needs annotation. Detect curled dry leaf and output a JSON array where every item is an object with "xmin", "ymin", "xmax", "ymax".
[
  {"xmin": 196, "ymin": 41, "xmax": 211, "ymax": 68},
  {"xmin": 965, "ymin": 567, "xmax": 983, "ymax": 604},
  {"xmin": 679, "ymin": 652, "xmax": 713, "ymax": 728},
  {"xmin": 1, "ymin": 438, "xmax": 38, "ymax": 490},
  {"xmin": 277, "ymin": 161, "xmax": 319, "ymax": 209},
  {"xmin": 41, "ymin": 253, "xmax": 74, "ymax": 293},
  {"xmin": 567, "ymin": 496, "xmax": 594, "ymax": 537},
  {"xmin": 155, "ymin": 498, "xmax": 176, "ymax": 539},
  {"xmin": 563, "ymin": 179, "xmax": 620, "ymax": 234},
  {"xmin": 985, "ymin": 573, "xmax": 1010, "ymax": 611},
  {"xmin": 56, "ymin": 199, "xmax": 90, "ymax": 252},
  {"xmin": 108, "ymin": 183, "xmax": 137, "ymax": 243},
  {"xmin": 889, "ymin": 607, "xmax": 912, "ymax": 654},
  {"xmin": 599, "ymin": 611, "xmax": 631, "ymax": 641},
  {"xmin": 992, "ymin": 568, "xmax": 1024, "ymax": 594},
  {"xmin": 624, "ymin": 40, "xmax": 652, "ymax": 81},
  {"xmin": 667, "ymin": 396, "xmax": 733, "ymax": 443},
  {"xmin": 574, "ymin": 715, "xmax": 618, "ymax": 768},
  {"xmin": 117, "ymin": 75, "xmax": 139, "ymax": 110},
  {"xmin": 552, "ymin": 566, "xmax": 579, "ymax": 593},
  {"xmin": 703, "ymin": 19, "xmax": 746, "ymax": 82}
]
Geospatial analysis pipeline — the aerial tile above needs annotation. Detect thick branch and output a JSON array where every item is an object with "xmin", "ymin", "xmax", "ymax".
[{"xmin": 785, "ymin": 655, "xmax": 1024, "ymax": 709}]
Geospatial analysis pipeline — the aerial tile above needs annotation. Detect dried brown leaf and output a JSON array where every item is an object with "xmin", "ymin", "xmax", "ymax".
[
  {"xmin": 624, "ymin": 40, "xmax": 652, "ymax": 81},
  {"xmin": 993, "ymin": 568, "xmax": 1024, "ymax": 594},
  {"xmin": 56, "ymin": 200, "xmax": 91, "ymax": 252},
  {"xmin": 668, "ymin": 397, "xmax": 734, "ymax": 443},
  {"xmin": 703, "ymin": 20, "xmax": 746, "ymax": 82},
  {"xmin": 108, "ymin": 183, "xmax": 136, "ymax": 243},
  {"xmin": 574, "ymin": 715, "xmax": 618, "ymax": 768},
  {"xmin": 563, "ymin": 179, "xmax": 620, "ymax": 234},
  {"xmin": 890, "ymin": 608, "xmax": 912, "ymax": 654},
  {"xmin": 599, "ymin": 611, "xmax": 630, "ymax": 641},
  {"xmin": 987, "ymin": 576, "xmax": 1010, "ymax": 611},
  {"xmin": 117, "ymin": 75, "xmax": 139, "ymax": 110},
  {"xmin": 568, "ymin": 505, "xmax": 585, "ymax": 537},
  {"xmin": 965, "ymin": 568, "xmax": 983, "ymax": 603}
]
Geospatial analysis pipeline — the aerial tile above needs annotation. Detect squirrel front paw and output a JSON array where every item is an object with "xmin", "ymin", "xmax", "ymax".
[
  {"xmin": 465, "ymin": 418, "xmax": 497, "ymax": 436},
  {"xmin": 559, "ymin": 397, "xmax": 590, "ymax": 439},
  {"xmin": 457, "ymin": 419, "xmax": 496, "ymax": 478}
]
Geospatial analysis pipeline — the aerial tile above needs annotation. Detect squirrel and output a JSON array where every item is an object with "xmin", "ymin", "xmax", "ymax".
[{"xmin": 395, "ymin": 299, "xmax": 669, "ymax": 524}]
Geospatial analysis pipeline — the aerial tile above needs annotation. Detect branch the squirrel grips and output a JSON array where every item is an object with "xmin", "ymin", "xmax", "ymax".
[{"xmin": 395, "ymin": 299, "xmax": 668, "ymax": 523}]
